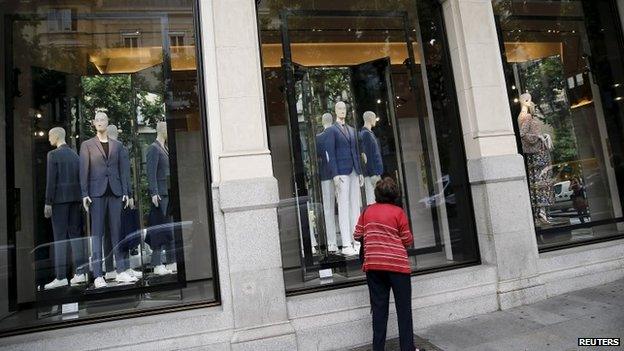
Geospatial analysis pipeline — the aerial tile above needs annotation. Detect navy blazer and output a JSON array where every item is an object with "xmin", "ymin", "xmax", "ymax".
[
  {"xmin": 316, "ymin": 131, "xmax": 333, "ymax": 181},
  {"xmin": 326, "ymin": 123, "xmax": 362, "ymax": 177},
  {"xmin": 79, "ymin": 137, "xmax": 127, "ymax": 198},
  {"xmin": 45, "ymin": 144, "xmax": 82, "ymax": 205},
  {"xmin": 146, "ymin": 141, "xmax": 170, "ymax": 197},
  {"xmin": 359, "ymin": 128, "xmax": 384, "ymax": 177}
]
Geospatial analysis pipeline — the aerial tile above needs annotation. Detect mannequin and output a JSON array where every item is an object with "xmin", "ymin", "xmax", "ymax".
[
  {"xmin": 316, "ymin": 113, "xmax": 337, "ymax": 252},
  {"xmin": 146, "ymin": 121, "xmax": 176, "ymax": 275},
  {"xmin": 518, "ymin": 93, "xmax": 554, "ymax": 226},
  {"xmin": 80, "ymin": 111, "xmax": 133, "ymax": 288},
  {"xmin": 106, "ymin": 125, "xmax": 142, "ymax": 279},
  {"xmin": 359, "ymin": 111, "xmax": 384, "ymax": 205},
  {"xmin": 326, "ymin": 102, "xmax": 363, "ymax": 256},
  {"xmin": 43, "ymin": 127, "xmax": 87, "ymax": 289}
]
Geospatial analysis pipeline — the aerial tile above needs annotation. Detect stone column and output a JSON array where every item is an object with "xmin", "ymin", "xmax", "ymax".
[
  {"xmin": 442, "ymin": 0, "xmax": 547, "ymax": 309},
  {"xmin": 208, "ymin": 0, "xmax": 296, "ymax": 349}
]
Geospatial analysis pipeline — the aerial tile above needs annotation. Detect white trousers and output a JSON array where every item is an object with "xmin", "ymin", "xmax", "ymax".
[
  {"xmin": 336, "ymin": 170, "xmax": 361, "ymax": 248},
  {"xmin": 320, "ymin": 180, "xmax": 336, "ymax": 246},
  {"xmin": 364, "ymin": 176, "xmax": 376, "ymax": 205}
]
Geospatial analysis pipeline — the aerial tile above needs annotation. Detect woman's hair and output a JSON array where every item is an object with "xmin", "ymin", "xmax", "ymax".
[{"xmin": 374, "ymin": 177, "xmax": 401, "ymax": 205}]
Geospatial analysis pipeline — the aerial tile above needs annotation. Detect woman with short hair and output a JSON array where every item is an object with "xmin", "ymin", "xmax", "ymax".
[{"xmin": 354, "ymin": 177, "xmax": 414, "ymax": 351}]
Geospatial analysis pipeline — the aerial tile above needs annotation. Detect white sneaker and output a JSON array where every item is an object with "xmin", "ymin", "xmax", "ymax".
[
  {"xmin": 165, "ymin": 263, "xmax": 177, "ymax": 273},
  {"xmin": 115, "ymin": 271, "xmax": 138, "ymax": 283},
  {"xmin": 125, "ymin": 269, "xmax": 143, "ymax": 279},
  {"xmin": 311, "ymin": 246, "xmax": 317, "ymax": 255},
  {"xmin": 94, "ymin": 277, "xmax": 107, "ymax": 289},
  {"xmin": 105, "ymin": 271, "xmax": 117, "ymax": 280},
  {"xmin": 44, "ymin": 278, "xmax": 68, "ymax": 290},
  {"xmin": 153, "ymin": 264, "xmax": 173, "ymax": 276},
  {"xmin": 341, "ymin": 246, "xmax": 358, "ymax": 256},
  {"xmin": 70, "ymin": 274, "xmax": 87, "ymax": 286},
  {"xmin": 328, "ymin": 243, "xmax": 338, "ymax": 253}
]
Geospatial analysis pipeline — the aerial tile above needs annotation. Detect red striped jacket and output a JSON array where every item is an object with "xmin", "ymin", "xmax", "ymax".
[{"xmin": 353, "ymin": 203, "xmax": 413, "ymax": 274}]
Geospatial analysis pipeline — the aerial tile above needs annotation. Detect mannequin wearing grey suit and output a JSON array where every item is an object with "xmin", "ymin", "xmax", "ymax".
[
  {"xmin": 80, "ymin": 137, "xmax": 129, "ymax": 278},
  {"xmin": 46, "ymin": 144, "xmax": 86, "ymax": 281},
  {"xmin": 146, "ymin": 140, "xmax": 175, "ymax": 266}
]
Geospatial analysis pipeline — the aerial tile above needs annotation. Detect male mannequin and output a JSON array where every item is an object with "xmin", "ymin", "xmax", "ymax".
[
  {"xmin": 326, "ymin": 102, "xmax": 363, "ymax": 256},
  {"xmin": 106, "ymin": 125, "xmax": 142, "ymax": 279},
  {"xmin": 359, "ymin": 111, "xmax": 384, "ymax": 205},
  {"xmin": 316, "ymin": 113, "xmax": 337, "ymax": 253},
  {"xmin": 43, "ymin": 127, "xmax": 87, "ymax": 289},
  {"xmin": 146, "ymin": 121, "xmax": 176, "ymax": 275},
  {"xmin": 80, "ymin": 111, "xmax": 133, "ymax": 288}
]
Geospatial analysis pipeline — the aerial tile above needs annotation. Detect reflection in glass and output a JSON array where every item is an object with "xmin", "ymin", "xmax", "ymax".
[
  {"xmin": 494, "ymin": 0, "xmax": 624, "ymax": 248},
  {"xmin": 0, "ymin": 0, "xmax": 215, "ymax": 334},
  {"xmin": 258, "ymin": 0, "xmax": 479, "ymax": 292}
]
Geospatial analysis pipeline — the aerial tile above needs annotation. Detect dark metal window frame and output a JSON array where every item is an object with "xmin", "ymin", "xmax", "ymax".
[
  {"xmin": 493, "ymin": 0, "xmax": 624, "ymax": 253},
  {"xmin": 254, "ymin": 0, "xmax": 481, "ymax": 296},
  {"xmin": 1, "ymin": 0, "xmax": 221, "ymax": 338}
]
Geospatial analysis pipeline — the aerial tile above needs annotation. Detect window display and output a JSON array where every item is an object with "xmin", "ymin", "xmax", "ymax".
[
  {"xmin": 257, "ymin": 0, "xmax": 480, "ymax": 293},
  {"xmin": 0, "ymin": 0, "xmax": 216, "ymax": 335},
  {"xmin": 494, "ymin": 0, "xmax": 624, "ymax": 249}
]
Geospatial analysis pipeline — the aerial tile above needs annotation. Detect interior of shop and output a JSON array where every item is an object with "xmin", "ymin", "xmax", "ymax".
[
  {"xmin": 257, "ymin": 0, "xmax": 480, "ymax": 292},
  {"xmin": 0, "ymin": 1, "xmax": 216, "ymax": 334},
  {"xmin": 494, "ymin": 0, "xmax": 624, "ymax": 249}
]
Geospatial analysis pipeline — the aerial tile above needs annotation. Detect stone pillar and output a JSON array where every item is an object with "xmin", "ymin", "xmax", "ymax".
[
  {"xmin": 442, "ymin": 0, "xmax": 547, "ymax": 309},
  {"xmin": 208, "ymin": 0, "xmax": 296, "ymax": 349}
]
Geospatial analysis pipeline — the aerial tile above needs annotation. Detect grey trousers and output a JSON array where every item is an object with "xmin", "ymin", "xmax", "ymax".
[
  {"xmin": 51, "ymin": 202, "xmax": 86, "ymax": 279},
  {"xmin": 150, "ymin": 196, "xmax": 176, "ymax": 266}
]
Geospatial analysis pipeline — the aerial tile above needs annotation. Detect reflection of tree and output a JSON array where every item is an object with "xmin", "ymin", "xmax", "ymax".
[
  {"xmin": 519, "ymin": 56, "xmax": 579, "ymax": 163},
  {"xmin": 81, "ymin": 75, "xmax": 134, "ymax": 143}
]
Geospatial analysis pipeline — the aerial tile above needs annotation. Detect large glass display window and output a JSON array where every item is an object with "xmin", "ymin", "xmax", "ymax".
[
  {"xmin": 0, "ymin": 0, "xmax": 217, "ymax": 336},
  {"xmin": 257, "ymin": 0, "xmax": 480, "ymax": 293},
  {"xmin": 494, "ymin": 0, "xmax": 624, "ymax": 250}
]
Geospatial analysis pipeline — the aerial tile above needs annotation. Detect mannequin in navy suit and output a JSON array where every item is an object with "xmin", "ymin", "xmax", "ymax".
[
  {"xmin": 146, "ymin": 121, "xmax": 176, "ymax": 276},
  {"xmin": 80, "ymin": 111, "xmax": 132, "ymax": 288},
  {"xmin": 359, "ymin": 111, "xmax": 384, "ymax": 205},
  {"xmin": 316, "ymin": 113, "xmax": 337, "ymax": 253},
  {"xmin": 105, "ymin": 125, "xmax": 142, "ymax": 280},
  {"xmin": 325, "ymin": 102, "xmax": 363, "ymax": 256},
  {"xmin": 43, "ymin": 127, "xmax": 87, "ymax": 290}
]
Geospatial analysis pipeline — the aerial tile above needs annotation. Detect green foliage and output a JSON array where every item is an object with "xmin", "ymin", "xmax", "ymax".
[{"xmin": 518, "ymin": 56, "xmax": 579, "ymax": 164}]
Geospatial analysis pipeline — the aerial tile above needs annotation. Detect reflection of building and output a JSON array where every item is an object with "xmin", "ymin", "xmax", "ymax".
[{"xmin": 1, "ymin": 0, "xmax": 624, "ymax": 350}]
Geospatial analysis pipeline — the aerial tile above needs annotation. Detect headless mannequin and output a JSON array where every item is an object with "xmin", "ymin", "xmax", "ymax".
[
  {"xmin": 43, "ymin": 127, "xmax": 87, "ymax": 289},
  {"xmin": 330, "ymin": 102, "xmax": 363, "ymax": 256},
  {"xmin": 317, "ymin": 113, "xmax": 337, "ymax": 252},
  {"xmin": 518, "ymin": 93, "xmax": 554, "ymax": 226},
  {"xmin": 361, "ymin": 111, "xmax": 383, "ymax": 205}
]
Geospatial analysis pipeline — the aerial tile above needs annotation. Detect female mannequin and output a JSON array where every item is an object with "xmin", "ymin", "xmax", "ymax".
[{"xmin": 518, "ymin": 93, "xmax": 554, "ymax": 226}]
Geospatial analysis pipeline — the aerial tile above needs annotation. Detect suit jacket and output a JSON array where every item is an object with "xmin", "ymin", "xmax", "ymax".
[
  {"xmin": 45, "ymin": 144, "xmax": 82, "ymax": 205},
  {"xmin": 359, "ymin": 128, "xmax": 384, "ymax": 177},
  {"xmin": 316, "ymin": 131, "xmax": 333, "ymax": 181},
  {"xmin": 79, "ymin": 137, "xmax": 128, "ymax": 198},
  {"xmin": 326, "ymin": 123, "xmax": 362, "ymax": 177},
  {"xmin": 146, "ymin": 141, "xmax": 170, "ymax": 197}
]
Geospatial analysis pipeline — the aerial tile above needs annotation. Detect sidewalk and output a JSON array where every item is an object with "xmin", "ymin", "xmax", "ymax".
[{"xmin": 354, "ymin": 279, "xmax": 624, "ymax": 351}]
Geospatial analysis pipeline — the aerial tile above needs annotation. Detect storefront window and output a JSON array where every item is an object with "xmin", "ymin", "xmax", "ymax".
[
  {"xmin": 257, "ymin": 0, "xmax": 479, "ymax": 293},
  {"xmin": 494, "ymin": 0, "xmax": 624, "ymax": 250},
  {"xmin": 0, "ymin": 0, "xmax": 216, "ymax": 335}
]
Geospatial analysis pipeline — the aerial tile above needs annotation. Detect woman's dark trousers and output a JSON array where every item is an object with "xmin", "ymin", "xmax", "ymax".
[{"xmin": 366, "ymin": 270, "xmax": 414, "ymax": 351}]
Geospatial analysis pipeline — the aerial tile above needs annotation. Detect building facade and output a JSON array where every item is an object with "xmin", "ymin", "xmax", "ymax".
[{"xmin": 1, "ymin": 0, "xmax": 624, "ymax": 350}]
